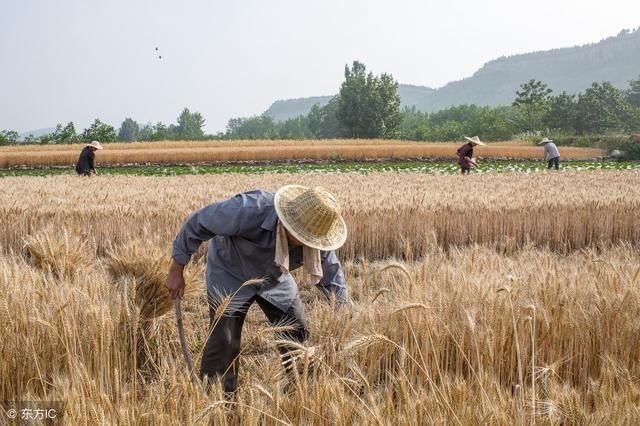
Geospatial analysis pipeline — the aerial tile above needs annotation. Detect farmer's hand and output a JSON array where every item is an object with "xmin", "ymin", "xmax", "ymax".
[{"xmin": 165, "ymin": 260, "xmax": 186, "ymax": 299}]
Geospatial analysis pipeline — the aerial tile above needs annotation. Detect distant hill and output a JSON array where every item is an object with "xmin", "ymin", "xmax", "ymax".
[
  {"xmin": 264, "ymin": 28, "xmax": 640, "ymax": 120},
  {"xmin": 264, "ymin": 85, "xmax": 435, "ymax": 121},
  {"xmin": 266, "ymin": 96, "xmax": 334, "ymax": 122}
]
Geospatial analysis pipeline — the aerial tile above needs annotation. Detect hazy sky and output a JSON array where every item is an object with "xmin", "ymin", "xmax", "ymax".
[{"xmin": 1, "ymin": 1, "xmax": 638, "ymax": 133}]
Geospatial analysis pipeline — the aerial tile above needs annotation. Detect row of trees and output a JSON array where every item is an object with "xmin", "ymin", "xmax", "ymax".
[
  {"xmin": 2, "ymin": 62, "xmax": 639, "ymax": 145},
  {"xmin": 38, "ymin": 120, "xmax": 117, "ymax": 144},
  {"xmin": 225, "ymin": 75, "xmax": 640, "ymax": 141},
  {"xmin": 225, "ymin": 61, "xmax": 401, "ymax": 139},
  {"xmin": 0, "ymin": 108, "xmax": 207, "ymax": 145},
  {"xmin": 116, "ymin": 108, "xmax": 206, "ymax": 142},
  {"xmin": 512, "ymin": 79, "xmax": 640, "ymax": 134},
  {"xmin": 0, "ymin": 119, "xmax": 120, "ymax": 145}
]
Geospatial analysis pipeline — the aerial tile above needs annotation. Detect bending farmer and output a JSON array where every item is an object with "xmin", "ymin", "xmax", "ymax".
[
  {"xmin": 75, "ymin": 141, "xmax": 103, "ymax": 176},
  {"xmin": 539, "ymin": 137, "xmax": 560, "ymax": 170},
  {"xmin": 165, "ymin": 186, "xmax": 349, "ymax": 395},
  {"xmin": 456, "ymin": 136, "xmax": 485, "ymax": 175}
]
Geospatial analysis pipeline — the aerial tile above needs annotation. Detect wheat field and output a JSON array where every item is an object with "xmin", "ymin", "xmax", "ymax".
[
  {"xmin": 2, "ymin": 170, "xmax": 640, "ymax": 424},
  {"xmin": 0, "ymin": 139, "xmax": 603, "ymax": 168},
  {"xmin": 1, "ymin": 171, "xmax": 638, "ymax": 257}
]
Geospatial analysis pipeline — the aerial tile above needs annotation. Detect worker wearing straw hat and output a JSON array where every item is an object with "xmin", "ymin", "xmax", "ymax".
[
  {"xmin": 75, "ymin": 140, "xmax": 103, "ymax": 176},
  {"xmin": 538, "ymin": 137, "xmax": 561, "ymax": 170},
  {"xmin": 165, "ymin": 186, "xmax": 349, "ymax": 395},
  {"xmin": 456, "ymin": 136, "xmax": 485, "ymax": 175}
]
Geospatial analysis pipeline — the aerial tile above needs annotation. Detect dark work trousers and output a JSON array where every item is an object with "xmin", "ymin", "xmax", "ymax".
[
  {"xmin": 547, "ymin": 156, "xmax": 560, "ymax": 170},
  {"xmin": 199, "ymin": 294, "xmax": 309, "ymax": 395}
]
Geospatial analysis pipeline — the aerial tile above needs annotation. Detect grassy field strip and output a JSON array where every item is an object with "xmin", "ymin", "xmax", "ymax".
[{"xmin": 2, "ymin": 160, "xmax": 636, "ymax": 177}]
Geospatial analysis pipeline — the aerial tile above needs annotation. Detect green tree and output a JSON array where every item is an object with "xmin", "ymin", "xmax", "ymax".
[
  {"xmin": 575, "ymin": 82, "xmax": 635, "ymax": 133},
  {"xmin": 225, "ymin": 115, "xmax": 277, "ymax": 139},
  {"xmin": 307, "ymin": 104, "xmax": 323, "ymax": 138},
  {"xmin": 81, "ymin": 119, "xmax": 117, "ymax": 142},
  {"xmin": 118, "ymin": 118, "xmax": 140, "ymax": 142},
  {"xmin": 60, "ymin": 122, "xmax": 77, "ymax": 143},
  {"xmin": 276, "ymin": 116, "xmax": 311, "ymax": 139},
  {"xmin": 544, "ymin": 92, "xmax": 577, "ymax": 131},
  {"xmin": 176, "ymin": 108, "xmax": 205, "ymax": 139},
  {"xmin": 377, "ymin": 73, "xmax": 402, "ymax": 138},
  {"xmin": 305, "ymin": 98, "xmax": 343, "ymax": 139},
  {"xmin": 468, "ymin": 106, "xmax": 513, "ymax": 140},
  {"xmin": 430, "ymin": 121, "xmax": 466, "ymax": 141},
  {"xmin": 398, "ymin": 104, "xmax": 516, "ymax": 141},
  {"xmin": 512, "ymin": 79, "xmax": 553, "ymax": 131},
  {"xmin": 150, "ymin": 122, "xmax": 168, "ymax": 140},
  {"xmin": 625, "ymin": 75, "xmax": 640, "ymax": 107},
  {"xmin": 43, "ymin": 122, "xmax": 78, "ymax": 144},
  {"xmin": 22, "ymin": 134, "xmax": 39, "ymax": 144},
  {"xmin": 0, "ymin": 130, "xmax": 19, "ymax": 145},
  {"xmin": 337, "ymin": 61, "xmax": 401, "ymax": 138},
  {"xmin": 318, "ymin": 98, "xmax": 343, "ymax": 138},
  {"xmin": 138, "ymin": 123, "xmax": 154, "ymax": 141},
  {"xmin": 398, "ymin": 106, "xmax": 428, "ymax": 140},
  {"xmin": 40, "ymin": 121, "xmax": 79, "ymax": 144}
]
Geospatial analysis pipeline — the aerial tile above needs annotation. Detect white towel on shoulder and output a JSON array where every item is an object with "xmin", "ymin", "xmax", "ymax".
[{"xmin": 275, "ymin": 221, "xmax": 323, "ymax": 284}]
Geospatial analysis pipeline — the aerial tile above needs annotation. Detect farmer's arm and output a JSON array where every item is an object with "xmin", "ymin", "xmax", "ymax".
[
  {"xmin": 167, "ymin": 196, "xmax": 244, "ymax": 298},
  {"xmin": 171, "ymin": 196, "xmax": 244, "ymax": 265},
  {"xmin": 316, "ymin": 250, "xmax": 350, "ymax": 306}
]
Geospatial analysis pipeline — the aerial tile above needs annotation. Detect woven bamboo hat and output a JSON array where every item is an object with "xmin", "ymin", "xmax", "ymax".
[
  {"xmin": 538, "ymin": 137, "xmax": 553, "ymax": 145},
  {"xmin": 274, "ymin": 185, "xmax": 347, "ymax": 251},
  {"xmin": 86, "ymin": 140, "xmax": 103, "ymax": 150},
  {"xmin": 464, "ymin": 136, "xmax": 486, "ymax": 146}
]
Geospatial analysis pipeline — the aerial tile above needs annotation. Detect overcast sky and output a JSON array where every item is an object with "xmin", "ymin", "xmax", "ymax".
[{"xmin": 1, "ymin": 0, "xmax": 638, "ymax": 133}]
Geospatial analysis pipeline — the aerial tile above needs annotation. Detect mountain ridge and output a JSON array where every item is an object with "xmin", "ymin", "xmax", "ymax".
[{"xmin": 264, "ymin": 28, "xmax": 640, "ymax": 121}]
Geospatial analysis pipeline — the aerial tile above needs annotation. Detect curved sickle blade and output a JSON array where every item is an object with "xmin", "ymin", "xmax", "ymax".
[{"xmin": 175, "ymin": 297, "xmax": 194, "ymax": 374}]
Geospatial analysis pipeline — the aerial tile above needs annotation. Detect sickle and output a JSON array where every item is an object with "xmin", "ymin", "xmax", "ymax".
[{"xmin": 175, "ymin": 297, "xmax": 194, "ymax": 375}]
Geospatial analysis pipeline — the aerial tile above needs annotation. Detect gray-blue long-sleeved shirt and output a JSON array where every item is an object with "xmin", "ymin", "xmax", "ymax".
[
  {"xmin": 172, "ymin": 190, "xmax": 347, "ymax": 312},
  {"xmin": 544, "ymin": 143, "xmax": 560, "ymax": 160}
]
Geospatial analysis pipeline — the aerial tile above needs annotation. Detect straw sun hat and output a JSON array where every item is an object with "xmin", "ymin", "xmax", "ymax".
[
  {"xmin": 538, "ymin": 137, "xmax": 553, "ymax": 145},
  {"xmin": 464, "ymin": 136, "xmax": 486, "ymax": 146},
  {"xmin": 274, "ymin": 185, "xmax": 347, "ymax": 251},
  {"xmin": 86, "ymin": 140, "xmax": 103, "ymax": 150}
]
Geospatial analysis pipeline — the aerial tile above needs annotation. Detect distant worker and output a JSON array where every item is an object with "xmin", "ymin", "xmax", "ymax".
[
  {"xmin": 539, "ymin": 137, "xmax": 560, "ymax": 170},
  {"xmin": 165, "ymin": 186, "xmax": 349, "ymax": 396},
  {"xmin": 75, "ymin": 141, "xmax": 103, "ymax": 176},
  {"xmin": 456, "ymin": 136, "xmax": 485, "ymax": 175}
]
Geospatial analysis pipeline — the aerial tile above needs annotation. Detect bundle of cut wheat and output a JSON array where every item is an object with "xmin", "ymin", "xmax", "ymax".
[{"xmin": 105, "ymin": 242, "xmax": 201, "ymax": 320}]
